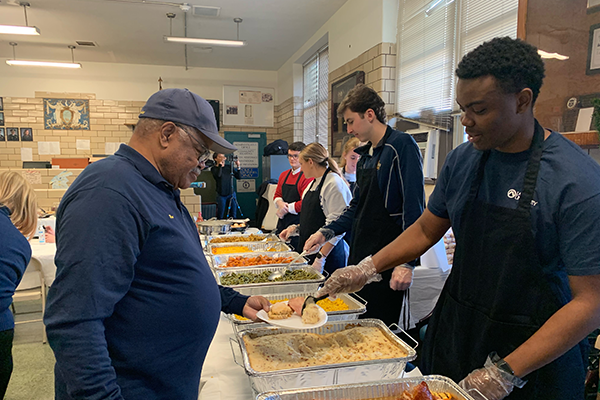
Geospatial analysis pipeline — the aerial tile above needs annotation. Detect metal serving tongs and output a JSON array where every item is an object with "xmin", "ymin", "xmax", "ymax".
[{"xmin": 267, "ymin": 248, "xmax": 321, "ymax": 281}]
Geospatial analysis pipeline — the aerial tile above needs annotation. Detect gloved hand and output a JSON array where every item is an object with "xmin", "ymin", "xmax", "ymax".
[
  {"xmin": 389, "ymin": 265, "xmax": 414, "ymax": 291},
  {"xmin": 311, "ymin": 254, "xmax": 326, "ymax": 273},
  {"xmin": 279, "ymin": 225, "xmax": 298, "ymax": 242},
  {"xmin": 315, "ymin": 255, "xmax": 382, "ymax": 297},
  {"xmin": 459, "ymin": 354, "xmax": 526, "ymax": 400},
  {"xmin": 304, "ymin": 231, "xmax": 326, "ymax": 254},
  {"xmin": 276, "ymin": 200, "xmax": 289, "ymax": 219}
]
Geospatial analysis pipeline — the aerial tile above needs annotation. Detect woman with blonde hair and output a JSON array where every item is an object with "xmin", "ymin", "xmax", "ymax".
[
  {"xmin": 339, "ymin": 137, "xmax": 360, "ymax": 194},
  {"xmin": 279, "ymin": 143, "xmax": 352, "ymax": 274},
  {"xmin": 0, "ymin": 171, "xmax": 37, "ymax": 396}
]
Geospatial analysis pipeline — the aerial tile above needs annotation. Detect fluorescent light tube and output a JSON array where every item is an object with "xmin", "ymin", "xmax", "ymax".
[
  {"xmin": 0, "ymin": 25, "xmax": 40, "ymax": 35},
  {"xmin": 6, "ymin": 60, "xmax": 82, "ymax": 69},
  {"xmin": 164, "ymin": 36, "xmax": 245, "ymax": 47}
]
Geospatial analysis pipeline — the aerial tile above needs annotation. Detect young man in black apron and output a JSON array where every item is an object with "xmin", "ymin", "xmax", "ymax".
[
  {"xmin": 273, "ymin": 142, "xmax": 313, "ymax": 250},
  {"xmin": 315, "ymin": 38, "xmax": 600, "ymax": 400},
  {"xmin": 304, "ymin": 85, "xmax": 425, "ymax": 326}
]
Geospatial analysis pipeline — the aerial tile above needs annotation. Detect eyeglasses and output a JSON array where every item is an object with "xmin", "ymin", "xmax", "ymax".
[
  {"xmin": 287, "ymin": 153, "xmax": 299, "ymax": 159},
  {"xmin": 175, "ymin": 123, "xmax": 211, "ymax": 164}
]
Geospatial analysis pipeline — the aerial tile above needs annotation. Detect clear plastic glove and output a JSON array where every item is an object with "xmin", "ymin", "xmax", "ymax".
[
  {"xmin": 279, "ymin": 225, "xmax": 298, "ymax": 242},
  {"xmin": 311, "ymin": 255, "xmax": 326, "ymax": 273},
  {"xmin": 304, "ymin": 231, "xmax": 326, "ymax": 254},
  {"xmin": 389, "ymin": 265, "xmax": 414, "ymax": 291},
  {"xmin": 315, "ymin": 255, "xmax": 382, "ymax": 297},
  {"xmin": 459, "ymin": 354, "xmax": 526, "ymax": 400},
  {"xmin": 276, "ymin": 201, "xmax": 289, "ymax": 219}
]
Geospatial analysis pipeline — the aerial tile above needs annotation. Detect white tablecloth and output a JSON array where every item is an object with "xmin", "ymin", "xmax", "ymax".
[{"xmin": 19, "ymin": 242, "xmax": 57, "ymax": 289}]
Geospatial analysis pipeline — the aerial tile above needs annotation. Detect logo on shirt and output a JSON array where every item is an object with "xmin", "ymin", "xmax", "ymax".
[
  {"xmin": 507, "ymin": 189, "xmax": 538, "ymax": 207},
  {"xmin": 169, "ymin": 214, "xmax": 174, "ymax": 219}
]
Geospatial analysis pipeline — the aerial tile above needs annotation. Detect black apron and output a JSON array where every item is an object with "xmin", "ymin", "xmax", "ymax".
[
  {"xmin": 297, "ymin": 169, "xmax": 346, "ymax": 275},
  {"xmin": 422, "ymin": 121, "xmax": 586, "ymax": 399},
  {"xmin": 276, "ymin": 169, "xmax": 303, "ymax": 250},
  {"xmin": 349, "ymin": 150, "xmax": 409, "ymax": 327}
]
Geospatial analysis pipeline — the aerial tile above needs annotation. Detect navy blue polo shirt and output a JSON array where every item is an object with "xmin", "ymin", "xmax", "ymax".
[{"xmin": 45, "ymin": 144, "xmax": 248, "ymax": 400}]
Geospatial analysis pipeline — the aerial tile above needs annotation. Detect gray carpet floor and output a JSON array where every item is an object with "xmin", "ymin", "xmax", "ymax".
[{"xmin": 5, "ymin": 300, "xmax": 55, "ymax": 400}]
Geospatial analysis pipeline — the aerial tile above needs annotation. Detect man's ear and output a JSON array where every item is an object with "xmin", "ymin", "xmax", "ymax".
[
  {"xmin": 516, "ymin": 88, "xmax": 533, "ymax": 114},
  {"xmin": 159, "ymin": 122, "xmax": 178, "ymax": 148},
  {"xmin": 365, "ymin": 109, "xmax": 376, "ymax": 123}
]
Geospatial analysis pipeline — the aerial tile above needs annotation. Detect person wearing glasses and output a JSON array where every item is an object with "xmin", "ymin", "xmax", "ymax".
[
  {"xmin": 211, "ymin": 153, "xmax": 241, "ymax": 219},
  {"xmin": 44, "ymin": 89, "xmax": 271, "ymax": 400},
  {"xmin": 273, "ymin": 141, "xmax": 313, "ymax": 250}
]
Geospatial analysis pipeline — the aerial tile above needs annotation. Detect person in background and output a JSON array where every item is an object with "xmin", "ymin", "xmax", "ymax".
[
  {"xmin": 211, "ymin": 152, "xmax": 241, "ymax": 219},
  {"xmin": 339, "ymin": 137, "xmax": 360, "ymax": 194},
  {"xmin": 44, "ymin": 88, "xmax": 270, "ymax": 400},
  {"xmin": 0, "ymin": 171, "xmax": 37, "ymax": 398},
  {"xmin": 304, "ymin": 84, "xmax": 425, "ymax": 326},
  {"xmin": 314, "ymin": 38, "xmax": 600, "ymax": 400},
  {"xmin": 273, "ymin": 141, "xmax": 313, "ymax": 250},
  {"xmin": 279, "ymin": 143, "xmax": 352, "ymax": 274}
]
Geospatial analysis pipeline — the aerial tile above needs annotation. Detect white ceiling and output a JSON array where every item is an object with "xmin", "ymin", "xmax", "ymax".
[{"xmin": 0, "ymin": 0, "xmax": 347, "ymax": 70}]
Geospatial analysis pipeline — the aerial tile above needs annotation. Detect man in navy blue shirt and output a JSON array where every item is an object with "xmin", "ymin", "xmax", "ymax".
[
  {"xmin": 44, "ymin": 89, "xmax": 270, "ymax": 400},
  {"xmin": 314, "ymin": 38, "xmax": 600, "ymax": 400},
  {"xmin": 304, "ymin": 84, "xmax": 425, "ymax": 326}
]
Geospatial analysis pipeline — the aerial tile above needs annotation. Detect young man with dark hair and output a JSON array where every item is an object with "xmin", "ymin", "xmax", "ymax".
[
  {"xmin": 305, "ymin": 84, "xmax": 425, "ymax": 326},
  {"xmin": 273, "ymin": 141, "xmax": 313, "ymax": 249},
  {"xmin": 315, "ymin": 37, "xmax": 600, "ymax": 400},
  {"xmin": 211, "ymin": 152, "xmax": 241, "ymax": 218}
]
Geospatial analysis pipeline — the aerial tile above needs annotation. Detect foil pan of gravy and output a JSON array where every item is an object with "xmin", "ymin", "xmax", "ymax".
[
  {"xmin": 255, "ymin": 375, "xmax": 475, "ymax": 400},
  {"xmin": 213, "ymin": 265, "xmax": 324, "ymax": 296},
  {"xmin": 230, "ymin": 319, "xmax": 417, "ymax": 395}
]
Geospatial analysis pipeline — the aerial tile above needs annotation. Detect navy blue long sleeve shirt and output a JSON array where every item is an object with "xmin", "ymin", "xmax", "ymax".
[
  {"xmin": 323, "ymin": 126, "xmax": 425, "ymax": 266},
  {"xmin": 44, "ymin": 145, "xmax": 248, "ymax": 400},
  {"xmin": 0, "ymin": 206, "xmax": 30, "ymax": 332}
]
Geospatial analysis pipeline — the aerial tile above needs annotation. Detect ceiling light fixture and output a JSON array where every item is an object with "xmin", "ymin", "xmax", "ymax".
[
  {"xmin": 0, "ymin": 2, "xmax": 40, "ymax": 36},
  {"xmin": 6, "ymin": 43, "xmax": 82, "ymax": 69},
  {"xmin": 538, "ymin": 49, "xmax": 569, "ymax": 60},
  {"xmin": 164, "ymin": 17, "xmax": 246, "ymax": 47}
]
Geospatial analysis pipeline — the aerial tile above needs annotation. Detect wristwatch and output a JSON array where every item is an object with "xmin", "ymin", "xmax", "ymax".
[
  {"xmin": 316, "ymin": 251, "xmax": 324, "ymax": 259},
  {"xmin": 489, "ymin": 352, "xmax": 515, "ymax": 376}
]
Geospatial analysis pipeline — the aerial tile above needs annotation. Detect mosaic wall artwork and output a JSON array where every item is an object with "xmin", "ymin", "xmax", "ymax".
[{"xmin": 44, "ymin": 98, "xmax": 90, "ymax": 130}]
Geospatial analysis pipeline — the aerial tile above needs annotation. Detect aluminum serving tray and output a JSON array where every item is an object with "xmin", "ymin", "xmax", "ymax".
[
  {"xmin": 255, "ymin": 375, "xmax": 476, "ymax": 400},
  {"xmin": 212, "ymin": 251, "xmax": 308, "ymax": 270},
  {"xmin": 208, "ymin": 242, "xmax": 291, "ymax": 256},
  {"xmin": 226, "ymin": 292, "xmax": 368, "ymax": 336},
  {"xmin": 202, "ymin": 233, "xmax": 281, "ymax": 249},
  {"xmin": 230, "ymin": 318, "xmax": 417, "ymax": 394},
  {"xmin": 214, "ymin": 265, "xmax": 325, "ymax": 296}
]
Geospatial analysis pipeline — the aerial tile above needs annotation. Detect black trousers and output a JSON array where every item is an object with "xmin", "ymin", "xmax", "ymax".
[{"xmin": 0, "ymin": 329, "xmax": 14, "ymax": 398}]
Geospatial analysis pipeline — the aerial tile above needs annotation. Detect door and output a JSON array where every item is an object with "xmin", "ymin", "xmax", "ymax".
[{"xmin": 224, "ymin": 131, "xmax": 266, "ymax": 222}]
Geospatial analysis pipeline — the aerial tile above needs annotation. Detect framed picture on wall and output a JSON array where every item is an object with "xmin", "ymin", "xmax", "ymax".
[
  {"xmin": 20, "ymin": 127, "xmax": 33, "ymax": 141},
  {"xmin": 0, "ymin": 97, "xmax": 3, "ymax": 111},
  {"xmin": 587, "ymin": 23, "xmax": 600, "ymax": 75},
  {"xmin": 0, "ymin": 128, "xmax": 5, "ymax": 141},
  {"xmin": 6, "ymin": 127, "xmax": 19, "ymax": 141},
  {"xmin": 0, "ymin": 112, "xmax": 4, "ymax": 126},
  {"xmin": 330, "ymin": 71, "xmax": 365, "ymax": 158}
]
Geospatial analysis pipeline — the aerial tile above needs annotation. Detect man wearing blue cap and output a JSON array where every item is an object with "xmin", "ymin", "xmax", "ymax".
[{"xmin": 44, "ymin": 89, "xmax": 271, "ymax": 400}]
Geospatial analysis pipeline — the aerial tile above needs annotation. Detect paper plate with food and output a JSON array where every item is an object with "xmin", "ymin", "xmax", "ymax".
[{"xmin": 256, "ymin": 296, "xmax": 328, "ymax": 329}]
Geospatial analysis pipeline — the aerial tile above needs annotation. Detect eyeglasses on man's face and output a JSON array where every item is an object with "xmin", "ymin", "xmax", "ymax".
[
  {"xmin": 287, "ymin": 152, "xmax": 300, "ymax": 159},
  {"xmin": 175, "ymin": 123, "xmax": 211, "ymax": 164}
]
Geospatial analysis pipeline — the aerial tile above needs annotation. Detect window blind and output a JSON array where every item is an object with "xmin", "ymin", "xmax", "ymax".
[
  {"xmin": 396, "ymin": 0, "xmax": 456, "ymax": 120},
  {"xmin": 303, "ymin": 46, "xmax": 329, "ymax": 147}
]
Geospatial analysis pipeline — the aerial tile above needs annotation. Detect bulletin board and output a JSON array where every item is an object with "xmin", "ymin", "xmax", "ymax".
[{"xmin": 223, "ymin": 86, "xmax": 274, "ymax": 127}]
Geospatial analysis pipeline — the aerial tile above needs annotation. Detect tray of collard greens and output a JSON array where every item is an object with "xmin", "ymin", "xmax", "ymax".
[
  {"xmin": 255, "ymin": 375, "xmax": 475, "ymax": 400},
  {"xmin": 214, "ymin": 265, "xmax": 325, "ymax": 296}
]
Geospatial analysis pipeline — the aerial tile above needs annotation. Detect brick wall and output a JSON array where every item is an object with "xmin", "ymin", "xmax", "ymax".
[{"xmin": 274, "ymin": 96, "xmax": 303, "ymax": 145}]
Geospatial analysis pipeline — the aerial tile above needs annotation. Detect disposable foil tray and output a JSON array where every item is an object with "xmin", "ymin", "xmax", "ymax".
[
  {"xmin": 207, "ymin": 241, "xmax": 291, "ymax": 256},
  {"xmin": 203, "ymin": 233, "xmax": 280, "ymax": 249},
  {"xmin": 255, "ymin": 375, "xmax": 475, "ymax": 400},
  {"xmin": 230, "ymin": 319, "xmax": 417, "ymax": 394},
  {"xmin": 214, "ymin": 265, "xmax": 325, "ymax": 296},
  {"xmin": 211, "ymin": 251, "xmax": 306, "ymax": 270}
]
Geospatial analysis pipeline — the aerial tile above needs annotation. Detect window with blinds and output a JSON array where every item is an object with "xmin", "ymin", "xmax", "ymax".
[
  {"xmin": 303, "ymin": 46, "xmax": 329, "ymax": 148},
  {"xmin": 396, "ymin": 0, "xmax": 518, "ymax": 131}
]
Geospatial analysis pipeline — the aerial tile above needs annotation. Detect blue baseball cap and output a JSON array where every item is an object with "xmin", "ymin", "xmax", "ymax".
[{"xmin": 139, "ymin": 88, "xmax": 236, "ymax": 154}]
